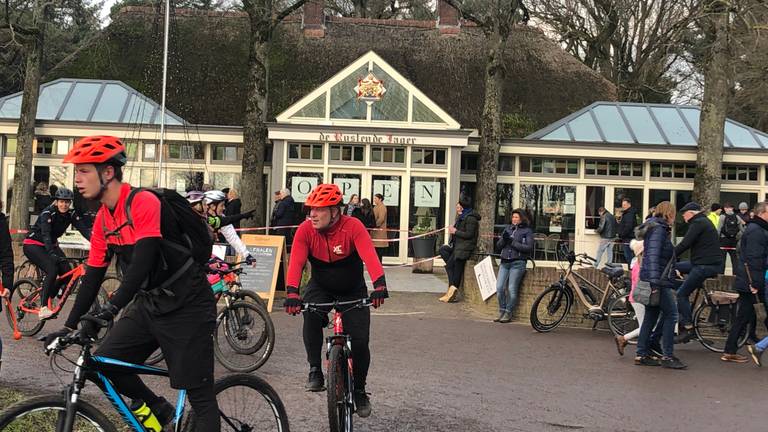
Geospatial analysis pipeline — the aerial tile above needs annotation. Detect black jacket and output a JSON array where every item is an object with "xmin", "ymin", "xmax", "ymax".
[
  {"xmin": 451, "ymin": 210, "xmax": 480, "ymax": 260},
  {"xmin": 639, "ymin": 217, "xmax": 676, "ymax": 289},
  {"xmin": 674, "ymin": 212, "xmax": 723, "ymax": 266},
  {"xmin": 26, "ymin": 205, "xmax": 92, "ymax": 252},
  {"xmin": 596, "ymin": 212, "xmax": 617, "ymax": 239},
  {"xmin": 272, "ymin": 195, "xmax": 296, "ymax": 227},
  {"xmin": 733, "ymin": 217, "xmax": 768, "ymax": 294},
  {"xmin": 496, "ymin": 223, "xmax": 533, "ymax": 262},
  {"xmin": 224, "ymin": 198, "xmax": 243, "ymax": 229},
  {"xmin": 352, "ymin": 208, "xmax": 376, "ymax": 229},
  {"xmin": 0, "ymin": 213, "xmax": 14, "ymax": 291},
  {"xmin": 617, "ymin": 206, "xmax": 638, "ymax": 240}
]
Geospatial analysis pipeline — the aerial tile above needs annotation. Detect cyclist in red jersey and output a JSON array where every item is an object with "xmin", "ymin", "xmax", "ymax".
[
  {"xmin": 43, "ymin": 136, "xmax": 219, "ymax": 432},
  {"xmin": 284, "ymin": 183, "xmax": 389, "ymax": 418}
]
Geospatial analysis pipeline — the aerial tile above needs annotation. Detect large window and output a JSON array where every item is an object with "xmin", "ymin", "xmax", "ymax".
[
  {"xmin": 498, "ymin": 156, "xmax": 515, "ymax": 173},
  {"xmin": 521, "ymin": 184, "xmax": 577, "ymax": 241},
  {"xmin": 614, "ymin": 188, "xmax": 645, "ymax": 223},
  {"xmin": 460, "ymin": 153, "xmax": 478, "ymax": 173},
  {"xmin": 287, "ymin": 172, "xmax": 323, "ymax": 220},
  {"xmin": 721, "ymin": 165, "xmax": 758, "ymax": 182},
  {"xmin": 288, "ymin": 143, "xmax": 323, "ymax": 161},
  {"xmin": 585, "ymin": 159, "xmax": 643, "ymax": 178},
  {"xmin": 520, "ymin": 157, "xmax": 578, "ymax": 176},
  {"xmin": 370, "ymin": 146, "xmax": 405, "ymax": 165},
  {"xmin": 34, "ymin": 137, "xmax": 68, "ymax": 156},
  {"xmin": 650, "ymin": 162, "xmax": 696, "ymax": 179},
  {"xmin": 411, "ymin": 148, "xmax": 446, "ymax": 167},
  {"xmin": 211, "ymin": 172, "xmax": 241, "ymax": 190},
  {"xmin": 329, "ymin": 145, "xmax": 364, "ymax": 163},
  {"xmin": 585, "ymin": 186, "xmax": 605, "ymax": 229},
  {"xmin": 495, "ymin": 184, "xmax": 515, "ymax": 230},
  {"xmin": 212, "ymin": 144, "xmax": 243, "ymax": 163},
  {"xmin": 408, "ymin": 177, "xmax": 446, "ymax": 257},
  {"xmin": 4, "ymin": 136, "xmax": 16, "ymax": 156},
  {"xmin": 371, "ymin": 174, "xmax": 403, "ymax": 258},
  {"xmin": 169, "ymin": 170, "xmax": 203, "ymax": 193},
  {"xmin": 649, "ymin": 189, "xmax": 672, "ymax": 208},
  {"xmin": 167, "ymin": 142, "xmax": 204, "ymax": 161}
]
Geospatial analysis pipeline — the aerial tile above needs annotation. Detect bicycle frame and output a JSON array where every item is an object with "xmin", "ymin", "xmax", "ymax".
[
  {"xmin": 565, "ymin": 269, "xmax": 619, "ymax": 311},
  {"xmin": 19, "ymin": 262, "xmax": 86, "ymax": 314},
  {"xmin": 59, "ymin": 343, "xmax": 188, "ymax": 432}
]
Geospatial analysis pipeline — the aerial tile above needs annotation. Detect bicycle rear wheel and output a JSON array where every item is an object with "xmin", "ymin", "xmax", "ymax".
[
  {"xmin": 0, "ymin": 394, "xmax": 118, "ymax": 432},
  {"xmin": 183, "ymin": 374, "xmax": 290, "ymax": 432},
  {"xmin": 607, "ymin": 294, "xmax": 638, "ymax": 338},
  {"xmin": 530, "ymin": 284, "xmax": 572, "ymax": 333},
  {"xmin": 7, "ymin": 279, "xmax": 45, "ymax": 337},
  {"xmin": 14, "ymin": 260, "xmax": 42, "ymax": 284},
  {"xmin": 694, "ymin": 303, "xmax": 749, "ymax": 353},
  {"xmin": 214, "ymin": 301, "xmax": 275, "ymax": 373},
  {"xmin": 327, "ymin": 344, "xmax": 353, "ymax": 432}
]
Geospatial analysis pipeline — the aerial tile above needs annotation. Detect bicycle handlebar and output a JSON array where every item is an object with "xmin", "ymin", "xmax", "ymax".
[{"xmin": 302, "ymin": 298, "xmax": 372, "ymax": 312}]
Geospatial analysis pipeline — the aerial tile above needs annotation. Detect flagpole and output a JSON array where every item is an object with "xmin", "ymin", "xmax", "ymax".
[{"xmin": 157, "ymin": 0, "xmax": 170, "ymax": 188}]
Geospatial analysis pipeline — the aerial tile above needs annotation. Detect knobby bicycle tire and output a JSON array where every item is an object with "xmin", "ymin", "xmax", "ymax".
[
  {"xmin": 327, "ymin": 344, "xmax": 353, "ymax": 432},
  {"xmin": 7, "ymin": 278, "xmax": 45, "ymax": 337},
  {"xmin": 693, "ymin": 302, "xmax": 749, "ymax": 353},
  {"xmin": 530, "ymin": 284, "xmax": 572, "ymax": 333},
  {"xmin": 214, "ymin": 301, "xmax": 275, "ymax": 373},
  {"xmin": 14, "ymin": 260, "xmax": 42, "ymax": 284},
  {"xmin": 0, "ymin": 394, "xmax": 118, "ymax": 432},
  {"xmin": 232, "ymin": 287, "xmax": 268, "ymax": 309},
  {"xmin": 183, "ymin": 373, "xmax": 290, "ymax": 432}
]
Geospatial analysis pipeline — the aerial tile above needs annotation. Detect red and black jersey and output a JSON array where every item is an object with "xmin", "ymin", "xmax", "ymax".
[{"xmin": 287, "ymin": 215, "xmax": 386, "ymax": 294}]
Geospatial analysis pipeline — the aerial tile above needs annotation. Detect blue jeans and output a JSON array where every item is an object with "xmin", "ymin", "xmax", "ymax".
[
  {"xmin": 757, "ymin": 336, "xmax": 768, "ymax": 352},
  {"xmin": 637, "ymin": 287, "xmax": 678, "ymax": 358},
  {"xmin": 622, "ymin": 242, "xmax": 634, "ymax": 264},
  {"xmin": 594, "ymin": 239, "xmax": 613, "ymax": 268},
  {"xmin": 496, "ymin": 260, "xmax": 526, "ymax": 314},
  {"xmin": 676, "ymin": 262, "xmax": 720, "ymax": 328}
]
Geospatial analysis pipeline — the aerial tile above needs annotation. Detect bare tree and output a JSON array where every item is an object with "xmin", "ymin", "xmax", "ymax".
[
  {"xmin": 240, "ymin": 0, "xmax": 306, "ymax": 227},
  {"xmin": 444, "ymin": 0, "xmax": 529, "ymax": 254},
  {"xmin": 324, "ymin": 0, "xmax": 434, "ymax": 19},
  {"xmin": 529, "ymin": 0, "xmax": 698, "ymax": 102}
]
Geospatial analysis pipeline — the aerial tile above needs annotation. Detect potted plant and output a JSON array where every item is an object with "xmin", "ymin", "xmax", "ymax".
[{"xmin": 411, "ymin": 216, "xmax": 437, "ymax": 273}]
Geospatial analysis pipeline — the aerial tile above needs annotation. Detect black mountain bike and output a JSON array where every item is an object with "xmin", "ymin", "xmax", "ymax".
[
  {"xmin": 0, "ymin": 316, "xmax": 290, "ymax": 431},
  {"xmin": 303, "ymin": 298, "xmax": 371, "ymax": 432}
]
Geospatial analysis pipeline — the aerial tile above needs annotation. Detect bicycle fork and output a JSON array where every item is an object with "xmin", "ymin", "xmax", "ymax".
[{"xmin": 59, "ymin": 354, "xmax": 88, "ymax": 432}]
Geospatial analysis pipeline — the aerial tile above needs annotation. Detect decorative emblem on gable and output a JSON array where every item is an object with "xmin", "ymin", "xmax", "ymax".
[{"xmin": 355, "ymin": 73, "xmax": 386, "ymax": 102}]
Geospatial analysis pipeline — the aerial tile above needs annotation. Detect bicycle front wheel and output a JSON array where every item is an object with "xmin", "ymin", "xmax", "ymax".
[
  {"xmin": 7, "ymin": 279, "xmax": 45, "ymax": 337},
  {"xmin": 0, "ymin": 394, "xmax": 118, "ymax": 432},
  {"xmin": 530, "ymin": 284, "xmax": 572, "ymax": 333},
  {"xmin": 327, "ymin": 344, "xmax": 353, "ymax": 432},
  {"xmin": 607, "ymin": 294, "xmax": 638, "ymax": 338},
  {"xmin": 183, "ymin": 373, "xmax": 290, "ymax": 432},
  {"xmin": 14, "ymin": 260, "xmax": 42, "ymax": 284},
  {"xmin": 214, "ymin": 301, "xmax": 275, "ymax": 373},
  {"xmin": 694, "ymin": 302, "xmax": 749, "ymax": 353}
]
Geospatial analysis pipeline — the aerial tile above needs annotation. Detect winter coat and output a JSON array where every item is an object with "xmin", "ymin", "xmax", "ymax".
[
  {"xmin": 674, "ymin": 212, "xmax": 723, "ymax": 267},
  {"xmin": 224, "ymin": 198, "xmax": 243, "ymax": 229},
  {"xmin": 639, "ymin": 217, "xmax": 676, "ymax": 290},
  {"xmin": 352, "ymin": 207, "xmax": 376, "ymax": 229},
  {"xmin": 596, "ymin": 212, "xmax": 617, "ymax": 239},
  {"xmin": 617, "ymin": 206, "xmax": 639, "ymax": 240},
  {"xmin": 272, "ymin": 195, "xmax": 296, "ymax": 227},
  {"xmin": 732, "ymin": 217, "xmax": 768, "ymax": 294},
  {"xmin": 451, "ymin": 210, "xmax": 480, "ymax": 260},
  {"xmin": 496, "ymin": 223, "xmax": 534, "ymax": 262},
  {"xmin": 372, "ymin": 204, "xmax": 389, "ymax": 249},
  {"xmin": 26, "ymin": 205, "xmax": 92, "ymax": 251}
]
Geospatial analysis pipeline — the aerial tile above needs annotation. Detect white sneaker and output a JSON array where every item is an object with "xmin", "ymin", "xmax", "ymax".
[{"xmin": 38, "ymin": 306, "xmax": 55, "ymax": 320}]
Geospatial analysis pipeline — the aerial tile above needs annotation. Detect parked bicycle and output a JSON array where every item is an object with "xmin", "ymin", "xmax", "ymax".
[
  {"xmin": 303, "ymin": 298, "xmax": 371, "ymax": 432},
  {"xmin": 0, "ymin": 315, "xmax": 290, "ymax": 431},
  {"xmin": 143, "ymin": 262, "xmax": 275, "ymax": 373},
  {"xmin": 687, "ymin": 284, "xmax": 749, "ymax": 353},
  {"xmin": 530, "ymin": 246, "xmax": 632, "ymax": 334},
  {"xmin": 6, "ymin": 257, "xmax": 115, "ymax": 337}
]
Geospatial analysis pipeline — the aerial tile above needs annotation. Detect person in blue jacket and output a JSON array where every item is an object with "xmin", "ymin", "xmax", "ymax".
[{"xmin": 494, "ymin": 209, "xmax": 533, "ymax": 323}]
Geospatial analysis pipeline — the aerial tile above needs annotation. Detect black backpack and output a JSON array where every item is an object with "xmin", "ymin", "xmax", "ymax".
[{"xmin": 721, "ymin": 213, "xmax": 741, "ymax": 239}]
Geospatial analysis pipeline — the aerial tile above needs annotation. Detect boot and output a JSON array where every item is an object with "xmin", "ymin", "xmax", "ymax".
[
  {"xmin": 439, "ymin": 285, "xmax": 457, "ymax": 303},
  {"xmin": 443, "ymin": 286, "xmax": 459, "ymax": 303},
  {"xmin": 499, "ymin": 312, "xmax": 512, "ymax": 323},
  {"xmin": 493, "ymin": 312, "xmax": 504, "ymax": 322}
]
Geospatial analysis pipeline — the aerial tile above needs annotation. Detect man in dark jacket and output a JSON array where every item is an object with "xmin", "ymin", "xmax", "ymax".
[
  {"xmin": 617, "ymin": 198, "xmax": 638, "ymax": 264},
  {"xmin": 272, "ymin": 188, "xmax": 296, "ymax": 245},
  {"xmin": 674, "ymin": 202, "xmax": 724, "ymax": 342},
  {"xmin": 439, "ymin": 195, "xmax": 480, "ymax": 303},
  {"xmin": 594, "ymin": 207, "xmax": 617, "ymax": 268},
  {"xmin": 724, "ymin": 202, "xmax": 768, "ymax": 362}
]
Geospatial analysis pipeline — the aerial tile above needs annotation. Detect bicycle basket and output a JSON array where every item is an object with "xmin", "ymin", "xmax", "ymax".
[{"xmin": 710, "ymin": 291, "xmax": 739, "ymax": 305}]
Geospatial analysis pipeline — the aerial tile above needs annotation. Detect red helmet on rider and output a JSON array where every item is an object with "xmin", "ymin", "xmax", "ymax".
[
  {"xmin": 304, "ymin": 184, "xmax": 343, "ymax": 208},
  {"xmin": 63, "ymin": 136, "xmax": 127, "ymax": 166}
]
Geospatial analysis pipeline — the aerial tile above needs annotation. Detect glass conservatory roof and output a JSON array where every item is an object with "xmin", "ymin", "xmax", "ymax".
[
  {"xmin": 527, "ymin": 102, "xmax": 768, "ymax": 149},
  {"xmin": 0, "ymin": 79, "xmax": 185, "ymax": 126}
]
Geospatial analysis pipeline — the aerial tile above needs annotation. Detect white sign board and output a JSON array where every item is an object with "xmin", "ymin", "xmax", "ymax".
[
  {"xmin": 212, "ymin": 245, "xmax": 228, "ymax": 260},
  {"xmin": 291, "ymin": 176, "xmax": 318, "ymax": 203},
  {"xmin": 175, "ymin": 178, "xmax": 186, "ymax": 194},
  {"xmin": 565, "ymin": 193, "xmax": 575, "ymax": 205},
  {"xmin": 373, "ymin": 180, "xmax": 400, "ymax": 206},
  {"xmin": 474, "ymin": 256, "xmax": 497, "ymax": 301},
  {"xmin": 333, "ymin": 178, "xmax": 360, "ymax": 203},
  {"xmin": 414, "ymin": 181, "xmax": 441, "ymax": 208}
]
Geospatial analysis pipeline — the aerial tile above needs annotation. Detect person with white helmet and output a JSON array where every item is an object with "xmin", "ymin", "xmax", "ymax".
[{"xmin": 188, "ymin": 190, "xmax": 255, "ymax": 264}]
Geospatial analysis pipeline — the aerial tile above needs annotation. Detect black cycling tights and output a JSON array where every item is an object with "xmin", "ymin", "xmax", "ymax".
[
  {"xmin": 94, "ymin": 374, "xmax": 220, "ymax": 432},
  {"xmin": 303, "ymin": 306, "xmax": 371, "ymax": 390},
  {"xmin": 23, "ymin": 244, "xmax": 70, "ymax": 306}
]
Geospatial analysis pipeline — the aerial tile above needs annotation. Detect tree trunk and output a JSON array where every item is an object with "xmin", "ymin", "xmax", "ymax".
[
  {"xmin": 9, "ymin": 0, "xmax": 46, "ymax": 233},
  {"xmin": 474, "ymin": 29, "xmax": 506, "ymax": 254},
  {"xmin": 240, "ymin": 24, "xmax": 269, "ymax": 229},
  {"xmin": 693, "ymin": 4, "xmax": 730, "ymax": 207}
]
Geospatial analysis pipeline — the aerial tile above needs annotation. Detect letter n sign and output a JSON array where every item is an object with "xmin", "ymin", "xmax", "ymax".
[{"xmin": 414, "ymin": 181, "xmax": 440, "ymax": 208}]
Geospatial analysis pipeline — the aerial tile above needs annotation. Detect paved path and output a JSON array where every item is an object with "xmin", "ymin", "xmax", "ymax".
[{"xmin": 0, "ymin": 293, "xmax": 761, "ymax": 431}]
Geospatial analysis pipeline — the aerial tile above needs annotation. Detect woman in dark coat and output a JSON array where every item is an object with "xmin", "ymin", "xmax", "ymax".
[
  {"xmin": 352, "ymin": 198, "xmax": 376, "ymax": 229},
  {"xmin": 0, "ymin": 202, "xmax": 15, "ymax": 372},
  {"xmin": 493, "ymin": 209, "xmax": 533, "ymax": 323},
  {"xmin": 439, "ymin": 195, "xmax": 480, "ymax": 303}
]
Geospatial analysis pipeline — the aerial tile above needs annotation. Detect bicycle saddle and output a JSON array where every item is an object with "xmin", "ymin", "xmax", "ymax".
[{"xmin": 601, "ymin": 264, "xmax": 625, "ymax": 279}]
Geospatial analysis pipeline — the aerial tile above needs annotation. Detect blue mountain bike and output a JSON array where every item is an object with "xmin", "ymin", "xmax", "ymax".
[{"xmin": 0, "ymin": 317, "xmax": 290, "ymax": 431}]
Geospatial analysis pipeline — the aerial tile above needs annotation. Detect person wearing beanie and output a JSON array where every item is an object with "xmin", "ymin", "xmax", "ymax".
[
  {"xmin": 707, "ymin": 203, "xmax": 722, "ymax": 228},
  {"xmin": 738, "ymin": 202, "xmax": 751, "ymax": 224},
  {"xmin": 674, "ymin": 202, "xmax": 723, "ymax": 343},
  {"xmin": 439, "ymin": 196, "xmax": 480, "ymax": 303}
]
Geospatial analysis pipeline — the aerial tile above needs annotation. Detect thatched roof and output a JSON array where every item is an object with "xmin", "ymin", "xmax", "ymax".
[{"xmin": 47, "ymin": 6, "xmax": 617, "ymax": 130}]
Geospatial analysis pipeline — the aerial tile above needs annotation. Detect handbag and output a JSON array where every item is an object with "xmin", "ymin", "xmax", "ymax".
[{"xmin": 635, "ymin": 253, "xmax": 675, "ymax": 307}]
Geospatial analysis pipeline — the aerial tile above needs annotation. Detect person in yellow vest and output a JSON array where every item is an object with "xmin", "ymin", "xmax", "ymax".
[{"xmin": 707, "ymin": 203, "xmax": 722, "ymax": 228}]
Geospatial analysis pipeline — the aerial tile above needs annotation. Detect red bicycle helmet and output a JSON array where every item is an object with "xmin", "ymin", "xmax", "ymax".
[
  {"xmin": 304, "ymin": 184, "xmax": 343, "ymax": 208},
  {"xmin": 63, "ymin": 135, "xmax": 127, "ymax": 165}
]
